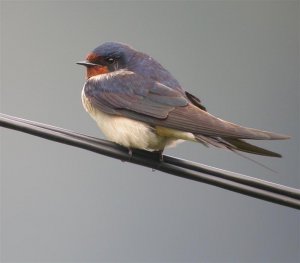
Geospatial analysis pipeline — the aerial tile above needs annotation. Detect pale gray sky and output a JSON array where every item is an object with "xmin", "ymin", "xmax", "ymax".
[{"xmin": 1, "ymin": 1, "xmax": 299, "ymax": 262}]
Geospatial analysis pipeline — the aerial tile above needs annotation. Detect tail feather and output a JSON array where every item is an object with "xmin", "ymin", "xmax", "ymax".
[
  {"xmin": 195, "ymin": 135, "xmax": 282, "ymax": 157},
  {"xmin": 222, "ymin": 138, "xmax": 281, "ymax": 157}
]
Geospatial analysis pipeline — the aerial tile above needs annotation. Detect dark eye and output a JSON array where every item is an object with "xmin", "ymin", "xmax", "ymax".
[{"xmin": 106, "ymin": 57, "xmax": 115, "ymax": 64}]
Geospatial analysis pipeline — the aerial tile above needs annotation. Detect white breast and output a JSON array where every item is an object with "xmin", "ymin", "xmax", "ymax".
[{"xmin": 81, "ymin": 90, "xmax": 178, "ymax": 151}]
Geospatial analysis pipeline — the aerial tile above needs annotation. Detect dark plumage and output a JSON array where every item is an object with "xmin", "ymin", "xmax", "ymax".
[{"xmin": 78, "ymin": 42, "xmax": 290, "ymax": 157}]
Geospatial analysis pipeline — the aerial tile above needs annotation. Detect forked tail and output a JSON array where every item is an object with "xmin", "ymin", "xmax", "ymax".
[{"xmin": 195, "ymin": 135, "xmax": 282, "ymax": 157}]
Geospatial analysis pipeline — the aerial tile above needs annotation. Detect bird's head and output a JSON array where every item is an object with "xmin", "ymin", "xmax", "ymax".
[{"xmin": 77, "ymin": 42, "xmax": 134, "ymax": 79}]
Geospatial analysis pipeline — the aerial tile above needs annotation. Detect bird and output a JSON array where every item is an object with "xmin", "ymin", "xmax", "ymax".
[{"xmin": 77, "ymin": 42, "xmax": 290, "ymax": 160}]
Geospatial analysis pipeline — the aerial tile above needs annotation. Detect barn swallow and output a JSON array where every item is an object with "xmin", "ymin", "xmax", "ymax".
[{"xmin": 77, "ymin": 42, "xmax": 289, "ymax": 159}]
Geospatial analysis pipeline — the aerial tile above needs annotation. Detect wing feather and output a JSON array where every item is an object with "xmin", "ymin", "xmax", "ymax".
[
  {"xmin": 84, "ymin": 71, "xmax": 188, "ymax": 119},
  {"xmin": 84, "ymin": 70, "xmax": 288, "ymax": 140}
]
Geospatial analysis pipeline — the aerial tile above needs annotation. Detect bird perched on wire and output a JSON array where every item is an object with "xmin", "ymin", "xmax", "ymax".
[{"xmin": 77, "ymin": 42, "xmax": 289, "ymax": 160}]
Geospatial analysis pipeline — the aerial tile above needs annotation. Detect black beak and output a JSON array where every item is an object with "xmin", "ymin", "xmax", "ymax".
[{"xmin": 76, "ymin": 60, "xmax": 99, "ymax": 67}]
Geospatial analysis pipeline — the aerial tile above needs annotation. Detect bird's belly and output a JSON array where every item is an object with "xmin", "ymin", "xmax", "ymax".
[
  {"xmin": 82, "ymin": 92, "xmax": 178, "ymax": 150},
  {"xmin": 93, "ymin": 110, "xmax": 175, "ymax": 150},
  {"xmin": 81, "ymin": 90, "xmax": 199, "ymax": 150}
]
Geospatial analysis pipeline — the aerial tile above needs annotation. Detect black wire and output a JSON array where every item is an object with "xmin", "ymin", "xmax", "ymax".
[
  {"xmin": 2, "ymin": 114, "xmax": 299, "ymax": 199},
  {"xmin": 1, "ymin": 113, "xmax": 300, "ymax": 210}
]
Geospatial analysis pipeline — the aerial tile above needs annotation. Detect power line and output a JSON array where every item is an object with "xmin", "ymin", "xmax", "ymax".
[{"xmin": 1, "ymin": 113, "xmax": 299, "ymax": 210}]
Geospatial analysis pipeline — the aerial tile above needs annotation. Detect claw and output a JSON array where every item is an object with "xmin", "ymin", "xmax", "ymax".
[
  {"xmin": 153, "ymin": 150, "xmax": 164, "ymax": 162},
  {"xmin": 158, "ymin": 150, "xmax": 164, "ymax": 162},
  {"xmin": 128, "ymin": 148, "xmax": 133, "ymax": 160},
  {"xmin": 121, "ymin": 148, "xmax": 133, "ymax": 162}
]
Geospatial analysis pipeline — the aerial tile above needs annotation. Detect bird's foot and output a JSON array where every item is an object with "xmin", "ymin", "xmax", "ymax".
[
  {"xmin": 128, "ymin": 148, "xmax": 133, "ymax": 160},
  {"xmin": 121, "ymin": 147, "xmax": 133, "ymax": 162},
  {"xmin": 151, "ymin": 150, "xmax": 164, "ymax": 172},
  {"xmin": 153, "ymin": 150, "xmax": 164, "ymax": 162}
]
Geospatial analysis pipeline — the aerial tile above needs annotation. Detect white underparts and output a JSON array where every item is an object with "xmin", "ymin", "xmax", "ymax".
[{"xmin": 82, "ymin": 90, "xmax": 195, "ymax": 151}]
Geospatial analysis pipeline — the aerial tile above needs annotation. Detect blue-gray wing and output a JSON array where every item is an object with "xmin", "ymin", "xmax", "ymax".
[
  {"xmin": 84, "ymin": 71, "xmax": 287, "ymax": 140},
  {"xmin": 83, "ymin": 71, "xmax": 188, "ymax": 119}
]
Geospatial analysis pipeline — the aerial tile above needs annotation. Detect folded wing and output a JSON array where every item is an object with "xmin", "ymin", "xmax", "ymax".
[{"xmin": 84, "ymin": 71, "xmax": 289, "ymax": 140}]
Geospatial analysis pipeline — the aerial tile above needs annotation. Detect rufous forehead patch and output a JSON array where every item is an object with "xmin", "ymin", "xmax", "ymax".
[{"xmin": 86, "ymin": 52, "xmax": 101, "ymax": 64}]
